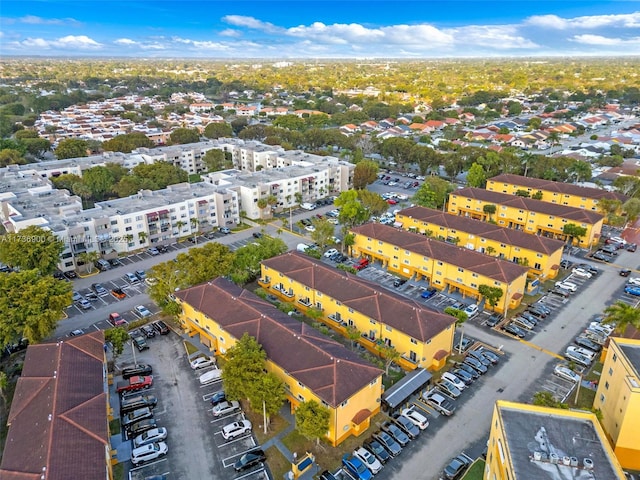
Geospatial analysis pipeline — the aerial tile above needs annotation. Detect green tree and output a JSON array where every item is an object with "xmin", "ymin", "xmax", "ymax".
[
  {"xmin": 413, "ymin": 177, "xmax": 454, "ymax": 210},
  {"xmin": 131, "ymin": 161, "xmax": 188, "ymax": 190},
  {"xmin": 104, "ymin": 327, "xmax": 130, "ymax": 359},
  {"xmin": 381, "ymin": 137, "xmax": 414, "ymax": 167},
  {"xmin": 55, "ymin": 138, "xmax": 89, "ymax": 159},
  {"xmin": 482, "ymin": 204, "xmax": 497, "ymax": 222},
  {"xmin": 334, "ymin": 190, "xmax": 369, "ymax": 229},
  {"xmin": 246, "ymin": 372, "xmax": 286, "ymax": 427},
  {"xmin": 444, "ymin": 307, "xmax": 468, "ymax": 324},
  {"xmin": 51, "ymin": 173, "xmax": 82, "ymax": 192},
  {"xmin": 352, "ymin": 160, "xmax": 379, "ymax": 189},
  {"xmin": 0, "ymin": 371, "xmax": 8, "ymax": 406},
  {"xmin": 562, "ymin": 223, "xmax": 587, "ymax": 245},
  {"xmin": 204, "ymin": 122, "xmax": 233, "ymax": 139},
  {"xmin": 376, "ymin": 342, "xmax": 401, "ymax": 376},
  {"xmin": 102, "ymin": 132, "xmax": 154, "ymax": 153},
  {"xmin": 310, "ymin": 218, "xmax": 338, "ymax": 252},
  {"xmin": 76, "ymin": 251, "xmax": 99, "ymax": 273},
  {"xmin": 169, "ymin": 128, "xmax": 200, "ymax": 145},
  {"xmin": 603, "ymin": 301, "xmax": 640, "ymax": 335},
  {"xmin": 0, "ymin": 149, "xmax": 26, "ymax": 167},
  {"xmin": 21, "ymin": 138, "xmax": 51, "ymax": 157},
  {"xmin": 229, "ymin": 236, "xmax": 287, "ymax": 285},
  {"xmin": 113, "ymin": 176, "xmax": 145, "ymax": 197},
  {"xmin": 273, "ymin": 114, "xmax": 306, "ymax": 131},
  {"xmin": 0, "ymin": 269, "xmax": 72, "ymax": 345},
  {"xmin": 622, "ymin": 198, "xmax": 640, "ymax": 222},
  {"xmin": 222, "ymin": 333, "xmax": 267, "ymax": 401},
  {"xmin": 466, "ymin": 162, "xmax": 487, "ymax": 188},
  {"xmin": 478, "ymin": 284, "xmax": 504, "ymax": 308},
  {"xmin": 202, "ymin": 149, "xmax": 231, "ymax": 172},
  {"xmin": 256, "ymin": 198, "xmax": 269, "ymax": 219},
  {"xmin": 0, "ymin": 226, "xmax": 64, "ymax": 275},
  {"xmin": 532, "ymin": 191, "xmax": 543, "ymax": 200},
  {"xmin": 357, "ymin": 190, "xmax": 389, "ymax": 217},
  {"xmin": 532, "ymin": 391, "xmax": 567, "ymax": 408},
  {"xmin": 613, "ymin": 176, "xmax": 640, "ymax": 197},
  {"xmin": 295, "ymin": 400, "xmax": 331, "ymax": 446},
  {"xmin": 83, "ymin": 165, "xmax": 115, "ymax": 200},
  {"xmin": 345, "ymin": 325, "xmax": 362, "ymax": 351}
]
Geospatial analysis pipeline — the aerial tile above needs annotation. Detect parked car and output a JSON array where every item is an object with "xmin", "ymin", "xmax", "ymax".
[
  {"xmin": 342, "ymin": 453, "xmax": 373, "ymax": 480},
  {"xmin": 422, "ymin": 391, "xmax": 456, "ymax": 416},
  {"xmin": 111, "ymin": 287, "xmax": 127, "ymax": 300},
  {"xmin": 372, "ymin": 431, "xmax": 402, "ymax": 457},
  {"xmin": 199, "ymin": 368, "xmax": 222, "ymax": 385},
  {"xmin": 555, "ymin": 281, "xmax": 577, "ymax": 292},
  {"xmin": 127, "ymin": 418, "xmax": 157, "ymax": 436},
  {"xmin": 393, "ymin": 278, "xmax": 407, "ymax": 288},
  {"xmin": 512, "ymin": 316, "xmax": 536, "ymax": 331},
  {"xmin": 437, "ymin": 379, "xmax": 462, "ymax": 398},
  {"xmin": 559, "ymin": 259, "xmax": 573, "ymax": 269},
  {"xmin": 625, "ymin": 285, "xmax": 640, "ymax": 296},
  {"xmin": 485, "ymin": 313, "xmax": 502, "ymax": 327},
  {"xmin": 626, "ymin": 243, "xmax": 637, "ymax": 252},
  {"xmin": 466, "ymin": 350, "xmax": 491, "ymax": 367},
  {"xmin": 553, "ymin": 364, "xmax": 581, "ymax": 383},
  {"xmin": 324, "ymin": 248, "xmax": 339, "ymax": 258},
  {"xmin": 190, "ymin": 356, "xmax": 215, "ymax": 369},
  {"xmin": 125, "ymin": 272, "xmax": 140, "ymax": 284},
  {"xmin": 219, "ymin": 227, "xmax": 232, "ymax": 234},
  {"xmin": 572, "ymin": 267, "xmax": 592, "ymax": 278},
  {"xmin": 132, "ymin": 427, "xmax": 167, "ymax": 448},
  {"xmin": 592, "ymin": 251, "xmax": 613, "ymax": 262},
  {"xmin": 420, "ymin": 287, "xmax": 437, "ymax": 299},
  {"xmin": 130, "ymin": 332, "xmax": 148, "ymax": 351},
  {"xmin": 526, "ymin": 305, "xmax": 548, "ymax": 318},
  {"xmin": 63, "ymin": 270, "xmax": 77, "ymax": 279},
  {"xmin": 519, "ymin": 311, "xmax": 539, "ymax": 326},
  {"xmin": 381, "ymin": 421, "xmax": 410, "ymax": 446},
  {"xmin": 463, "ymin": 356, "xmax": 488, "ymax": 374},
  {"xmin": 400, "ymin": 406, "xmax": 429, "ymax": 430},
  {"xmin": 122, "ymin": 364, "xmax": 153, "ymax": 379},
  {"xmin": 135, "ymin": 270, "xmax": 146, "ymax": 281},
  {"xmin": 211, "ymin": 400, "xmax": 240, "ymax": 417},
  {"xmin": 564, "ymin": 348, "xmax": 592, "ymax": 367},
  {"xmin": 574, "ymin": 335, "xmax": 602, "ymax": 353},
  {"xmin": 69, "ymin": 329, "xmax": 84, "ymax": 336},
  {"xmin": 157, "ymin": 245, "xmax": 168, "ymax": 253},
  {"xmin": 455, "ymin": 363, "xmax": 480, "ymax": 380},
  {"xmin": 77, "ymin": 298, "xmax": 92, "ymax": 310},
  {"xmin": 131, "ymin": 442, "xmax": 168, "ymax": 466},
  {"xmin": 363, "ymin": 438, "xmax": 391, "ymax": 464},
  {"xmin": 353, "ymin": 258, "xmax": 370, "ymax": 271},
  {"xmin": 140, "ymin": 325, "xmax": 156, "ymax": 338},
  {"xmin": 147, "ymin": 247, "xmax": 160, "ymax": 256},
  {"xmin": 210, "ymin": 390, "xmax": 227, "ymax": 406},
  {"xmin": 234, "ymin": 448, "xmax": 266, "ymax": 472},
  {"xmin": 501, "ymin": 322, "xmax": 527, "ymax": 338},
  {"xmin": 442, "ymin": 372, "xmax": 467, "ymax": 391},
  {"xmin": 91, "ymin": 283, "xmax": 108, "ymax": 296},
  {"xmin": 479, "ymin": 349, "xmax": 500, "ymax": 365},
  {"xmin": 588, "ymin": 321, "xmax": 614, "ymax": 336},
  {"xmin": 567, "ymin": 346, "xmax": 596, "ymax": 361},
  {"xmin": 121, "ymin": 394, "xmax": 157, "ymax": 414},
  {"xmin": 462, "ymin": 304, "xmax": 479, "ymax": 318},
  {"xmin": 122, "ymin": 407, "xmax": 153, "ymax": 427},
  {"xmin": 135, "ymin": 305, "xmax": 152, "ymax": 317},
  {"xmin": 443, "ymin": 454, "xmax": 472, "ymax": 480},
  {"xmin": 353, "ymin": 446, "xmax": 383, "ymax": 474},
  {"xmin": 600, "ymin": 244, "xmax": 619, "ymax": 255},
  {"xmin": 221, "ymin": 420, "xmax": 252, "ymax": 440},
  {"xmin": 152, "ymin": 320, "xmax": 170, "ymax": 335},
  {"xmin": 452, "ymin": 368, "xmax": 474, "ymax": 385},
  {"xmin": 393, "ymin": 414, "xmax": 420, "ymax": 439}
]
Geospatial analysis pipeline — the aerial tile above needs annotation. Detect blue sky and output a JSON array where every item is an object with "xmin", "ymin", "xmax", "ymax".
[{"xmin": 1, "ymin": 1, "xmax": 640, "ymax": 58}]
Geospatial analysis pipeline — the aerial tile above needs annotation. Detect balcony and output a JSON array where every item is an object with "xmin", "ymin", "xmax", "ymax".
[
  {"xmin": 328, "ymin": 313, "xmax": 342, "ymax": 323},
  {"xmin": 297, "ymin": 298, "xmax": 312, "ymax": 307},
  {"xmin": 258, "ymin": 276, "xmax": 271, "ymax": 287},
  {"xmin": 274, "ymin": 285, "xmax": 294, "ymax": 298},
  {"xmin": 401, "ymin": 354, "xmax": 419, "ymax": 366}
]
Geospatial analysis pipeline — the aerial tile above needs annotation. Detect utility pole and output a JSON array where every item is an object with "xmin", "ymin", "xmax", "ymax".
[{"xmin": 263, "ymin": 399, "xmax": 268, "ymax": 435}]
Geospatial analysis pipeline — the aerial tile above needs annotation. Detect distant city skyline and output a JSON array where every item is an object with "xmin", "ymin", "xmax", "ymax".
[{"xmin": 1, "ymin": 1, "xmax": 639, "ymax": 58}]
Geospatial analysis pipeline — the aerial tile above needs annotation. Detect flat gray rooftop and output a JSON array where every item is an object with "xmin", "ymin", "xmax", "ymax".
[
  {"xmin": 499, "ymin": 405, "xmax": 621, "ymax": 479},
  {"xmin": 618, "ymin": 342, "xmax": 640, "ymax": 377}
]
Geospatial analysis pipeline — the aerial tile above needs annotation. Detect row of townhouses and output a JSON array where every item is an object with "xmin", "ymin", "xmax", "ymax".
[{"xmin": 0, "ymin": 140, "xmax": 353, "ymax": 272}]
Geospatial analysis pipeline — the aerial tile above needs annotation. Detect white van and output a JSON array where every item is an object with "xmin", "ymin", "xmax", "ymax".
[
  {"xmin": 297, "ymin": 243, "xmax": 310, "ymax": 253},
  {"xmin": 300, "ymin": 202, "xmax": 316, "ymax": 211}
]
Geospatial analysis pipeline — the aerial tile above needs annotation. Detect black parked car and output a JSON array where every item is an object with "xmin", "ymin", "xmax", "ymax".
[
  {"xmin": 127, "ymin": 418, "xmax": 157, "ymax": 436},
  {"xmin": 157, "ymin": 245, "xmax": 168, "ymax": 253},
  {"xmin": 502, "ymin": 322, "xmax": 526, "ymax": 338},
  {"xmin": 626, "ymin": 243, "xmax": 637, "ymax": 252},
  {"xmin": 592, "ymin": 251, "xmax": 613, "ymax": 262},
  {"xmin": 393, "ymin": 278, "xmax": 407, "ymax": 288},
  {"xmin": 141, "ymin": 325, "xmax": 156, "ymax": 338},
  {"xmin": 152, "ymin": 321, "xmax": 170, "ymax": 335},
  {"xmin": 486, "ymin": 313, "xmax": 502, "ymax": 327},
  {"xmin": 444, "ymin": 454, "xmax": 471, "ymax": 480},
  {"xmin": 122, "ymin": 364, "xmax": 153, "ymax": 379},
  {"xmin": 372, "ymin": 431, "xmax": 402, "ymax": 457},
  {"xmin": 574, "ymin": 335, "xmax": 602, "ymax": 353},
  {"xmin": 526, "ymin": 306, "xmax": 548, "ymax": 318},
  {"xmin": 381, "ymin": 421, "xmax": 410, "ymax": 446},
  {"xmin": 234, "ymin": 448, "xmax": 266, "ymax": 472},
  {"xmin": 455, "ymin": 362, "xmax": 480, "ymax": 380},
  {"xmin": 363, "ymin": 438, "xmax": 391, "ymax": 464},
  {"xmin": 463, "ymin": 356, "xmax": 488, "ymax": 374},
  {"xmin": 109, "ymin": 258, "xmax": 122, "ymax": 267},
  {"xmin": 550, "ymin": 287, "xmax": 571, "ymax": 298}
]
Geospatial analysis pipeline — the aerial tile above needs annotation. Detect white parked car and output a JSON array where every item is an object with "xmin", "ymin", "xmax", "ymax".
[
  {"xmin": 131, "ymin": 442, "xmax": 168, "ymax": 465},
  {"xmin": 571, "ymin": 268, "xmax": 592, "ymax": 278},
  {"xmin": 400, "ymin": 406, "xmax": 429, "ymax": 430},
  {"xmin": 221, "ymin": 419, "xmax": 252, "ymax": 440},
  {"xmin": 135, "ymin": 305, "xmax": 152, "ymax": 317},
  {"xmin": 442, "ymin": 372, "xmax": 466, "ymax": 391},
  {"xmin": 190, "ymin": 356, "xmax": 216, "ymax": 370},
  {"xmin": 628, "ymin": 277, "xmax": 640, "ymax": 286},
  {"xmin": 555, "ymin": 281, "xmax": 577, "ymax": 292},
  {"xmin": 353, "ymin": 446, "xmax": 383, "ymax": 474},
  {"xmin": 324, "ymin": 248, "xmax": 339, "ymax": 258},
  {"xmin": 300, "ymin": 202, "xmax": 316, "ymax": 211},
  {"xmin": 462, "ymin": 304, "xmax": 479, "ymax": 318},
  {"xmin": 212, "ymin": 400, "xmax": 240, "ymax": 417},
  {"xmin": 553, "ymin": 364, "xmax": 581, "ymax": 383},
  {"xmin": 199, "ymin": 368, "xmax": 222, "ymax": 385},
  {"xmin": 133, "ymin": 427, "xmax": 168, "ymax": 448},
  {"xmin": 564, "ymin": 349, "xmax": 592, "ymax": 367},
  {"xmin": 305, "ymin": 225, "xmax": 316, "ymax": 232},
  {"xmin": 588, "ymin": 322, "xmax": 614, "ymax": 337},
  {"xmin": 567, "ymin": 345, "xmax": 596, "ymax": 360}
]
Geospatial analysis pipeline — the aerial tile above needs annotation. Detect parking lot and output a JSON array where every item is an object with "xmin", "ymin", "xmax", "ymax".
[{"xmin": 112, "ymin": 332, "xmax": 269, "ymax": 480}]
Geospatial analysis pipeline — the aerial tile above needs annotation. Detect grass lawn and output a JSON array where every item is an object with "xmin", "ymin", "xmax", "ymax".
[
  {"xmin": 462, "ymin": 459, "xmax": 485, "ymax": 480},
  {"xmin": 243, "ymin": 409, "xmax": 289, "ymax": 445},
  {"xmin": 184, "ymin": 341, "xmax": 199, "ymax": 355},
  {"xmin": 109, "ymin": 418, "xmax": 121, "ymax": 436},
  {"xmin": 265, "ymin": 446, "xmax": 290, "ymax": 480},
  {"xmin": 112, "ymin": 462, "xmax": 124, "ymax": 479},
  {"xmin": 281, "ymin": 412, "xmax": 387, "ymax": 473}
]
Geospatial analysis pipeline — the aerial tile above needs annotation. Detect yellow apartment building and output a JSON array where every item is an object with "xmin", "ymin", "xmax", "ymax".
[
  {"xmin": 448, "ymin": 187, "xmax": 604, "ymax": 247},
  {"xmin": 174, "ymin": 277, "xmax": 383, "ymax": 446},
  {"xmin": 487, "ymin": 173, "xmax": 628, "ymax": 213},
  {"xmin": 593, "ymin": 337, "xmax": 640, "ymax": 470},
  {"xmin": 259, "ymin": 252, "xmax": 457, "ymax": 372},
  {"xmin": 349, "ymin": 223, "xmax": 529, "ymax": 314},
  {"xmin": 485, "ymin": 400, "xmax": 625, "ymax": 480},
  {"xmin": 396, "ymin": 206, "xmax": 564, "ymax": 280}
]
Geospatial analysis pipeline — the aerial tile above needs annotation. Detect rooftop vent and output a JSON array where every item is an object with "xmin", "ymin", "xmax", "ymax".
[
  {"xmin": 533, "ymin": 451, "xmax": 542, "ymax": 461},
  {"xmin": 583, "ymin": 458, "xmax": 594, "ymax": 470},
  {"xmin": 562, "ymin": 456, "xmax": 571, "ymax": 466},
  {"xmin": 570, "ymin": 457, "xmax": 578, "ymax": 467},
  {"xmin": 550, "ymin": 453, "xmax": 559, "ymax": 464}
]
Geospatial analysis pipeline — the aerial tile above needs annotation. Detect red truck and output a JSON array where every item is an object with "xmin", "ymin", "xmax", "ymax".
[
  {"xmin": 353, "ymin": 258, "xmax": 370, "ymax": 271},
  {"xmin": 116, "ymin": 375, "xmax": 153, "ymax": 393}
]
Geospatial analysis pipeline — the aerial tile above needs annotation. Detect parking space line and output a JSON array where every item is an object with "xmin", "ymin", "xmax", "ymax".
[
  {"xmin": 210, "ymin": 413, "xmax": 240, "ymax": 424},
  {"xmin": 235, "ymin": 467, "xmax": 266, "ymax": 480},
  {"xmin": 221, "ymin": 444, "xmax": 259, "ymax": 468},
  {"xmin": 129, "ymin": 458, "xmax": 168, "ymax": 472}
]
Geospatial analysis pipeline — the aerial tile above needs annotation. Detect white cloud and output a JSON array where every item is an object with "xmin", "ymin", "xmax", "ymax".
[
  {"xmin": 222, "ymin": 15, "xmax": 282, "ymax": 33},
  {"xmin": 571, "ymin": 34, "xmax": 640, "ymax": 46},
  {"xmin": 219, "ymin": 29, "xmax": 242, "ymax": 38},
  {"xmin": 526, "ymin": 12, "xmax": 640, "ymax": 30},
  {"xmin": 115, "ymin": 38, "xmax": 137, "ymax": 45},
  {"xmin": 445, "ymin": 25, "xmax": 538, "ymax": 49},
  {"xmin": 18, "ymin": 15, "xmax": 81, "ymax": 26},
  {"xmin": 12, "ymin": 35, "xmax": 102, "ymax": 50}
]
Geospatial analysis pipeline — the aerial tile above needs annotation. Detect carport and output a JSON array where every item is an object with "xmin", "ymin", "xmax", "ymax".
[{"xmin": 381, "ymin": 368, "xmax": 432, "ymax": 413}]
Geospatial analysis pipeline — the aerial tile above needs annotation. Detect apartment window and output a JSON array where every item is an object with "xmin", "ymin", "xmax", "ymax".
[
  {"xmin": 348, "ymin": 308, "xmax": 354, "ymax": 313},
  {"xmin": 110, "ymin": 220, "xmax": 118, "ymax": 225},
  {"xmin": 404, "ymin": 250, "xmax": 410, "ymax": 256},
  {"xmin": 612, "ymin": 353, "xmax": 617, "ymax": 362},
  {"xmin": 437, "ymin": 261, "xmax": 443, "ymax": 266},
  {"xmin": 471, "ymin": 273, "xmax": 478, "ymax": 278},
  {"xmin": 124, "ymin": 218, "xmax": 132, "ymax": 224},
  {"xmin": 125, "ymin": 226, "xmax": 132, "ymax": 232},
  {"xmin": 378, "ymin": 241, "xmax": 383, "ymax": 246},
  {"xmin": 369, "ymin": 319, "xmax": 376, "ymax": 325},
  {"xmin": 297, "ymin": 381, "xmax": 305, "ymax": 389},
  {"xmin": 457, "ymin": 267, "xmax": 464, "ymax": 273},
  {"xmin": 609, "ymin": 367, "xmax": 613, "ymax": 376},
  {"xmin": 410, "ymin": 338, "xmax": 418, "ymax": 345},
  {"xmin": 340, "ymin": 400, "xmax": 348, "ymax": 408},
  {"xmin": 534, "ymin": 263, "xmax": 541, "ymax": 270},
  {"xmin": 394, "ymin": 246, "xmax": 399, "ymax": 251},
  {"xmin": 385, "ymin": 326, "xmax": 392, "ymax": 332},
  {"xmin": 600, "ymin": 394, "xmax": 605, "ymax": 403},
  {"xmin": 605, "ymin": 381, "xmax": 609, "ymax": 390}
]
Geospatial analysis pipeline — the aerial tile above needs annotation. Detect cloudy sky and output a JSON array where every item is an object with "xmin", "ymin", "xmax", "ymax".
[{"xmin": 1, "ymin": 1, "xmax": 640, "ymax": 58}]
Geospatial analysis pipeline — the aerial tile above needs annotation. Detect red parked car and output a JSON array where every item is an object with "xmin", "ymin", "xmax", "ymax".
[{"xmin": 354, "ymin": 258, "xmax": 370, "ymax": 271}]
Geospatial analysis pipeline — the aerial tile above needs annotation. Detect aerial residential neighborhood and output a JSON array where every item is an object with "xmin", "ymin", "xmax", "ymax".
[{"xmin": 2, "ymin": 3, "xmax": 640, "ymax": 480}]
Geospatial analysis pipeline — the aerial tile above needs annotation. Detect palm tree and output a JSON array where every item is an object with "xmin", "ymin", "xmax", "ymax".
[
  {"xmin": 266, "ymin": 195, "xmax": 278, "ymax": 218},
  {"xmin": 294, "ymin": 192, "xmax": 303, "ymax": 206},
  {"xmin": 76, "ymin": 251, "xmax": 99, "ymax": 273},
  {"xmin": 138, "ymin": 232, "xmax": 148, "ymax": 245},
  {"xmin": 175, "ymin": 220, "xmax": 186, "ymax": 237},
  {"xmin": 603, "ymin": 301, "xmax": 640, "ymax": 335},
  {"xmin": 256, "ymin": 198, "xmax": 268, "ymax": 219}
]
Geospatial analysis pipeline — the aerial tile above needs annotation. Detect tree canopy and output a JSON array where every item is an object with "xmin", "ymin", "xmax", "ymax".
[
  {"xmin": 102, "ymin": 132, "xmax": 154, "ymax": 153},
  {"xmin": 204, "ymin": 122, "xmax": 233, "ymax": 139},
  {"xmin": 295, "ymin": 400, "xmax": 331, "ymax": 445},
  {"xmin": 352, "ymin": 160, "xmax": 379, "ymax": 189},
  {"xmin": 169, "ymin": 127, "xmax": 200, "ymax": 145},
  {"xmin": 55, "ymin": 138, "xmax": 89, "ymax": 159},
  {"xmin": 0, "ymin": 226, "xmax": 65, "ymax": 275}
]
